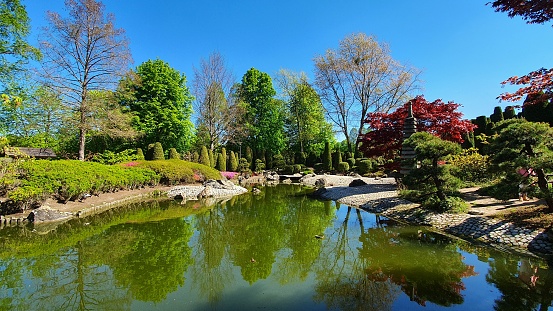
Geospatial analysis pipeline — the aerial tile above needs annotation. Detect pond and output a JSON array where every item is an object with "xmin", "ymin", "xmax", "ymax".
[{"xmin": 0, "ymin": 184, "xmax": 552, "ymax": 311}]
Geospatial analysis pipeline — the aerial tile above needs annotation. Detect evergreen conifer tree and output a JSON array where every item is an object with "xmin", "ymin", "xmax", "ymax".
[
  {"xmin": 200, "ymin": 146, "xmax": 210, "ymax": 166},
  {"xmin": 152, "ymin": 142, "xmax": 164, "ymax": 160},
  {"xmin": 323, "ymin": 141, "xmax": 332, "ymax": 171},
  {"xmin": 229, "ymin": 151, "xmax": 238, "ymax": 171},
  {"xmin": 169, "ymin": 148, "xmax": 180, "ymax": 159}
]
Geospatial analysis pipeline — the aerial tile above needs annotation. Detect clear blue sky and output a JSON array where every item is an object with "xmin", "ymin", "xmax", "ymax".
[{"xmin": 25, "ymin": 0, "xmax": 553, "ymax": 120}]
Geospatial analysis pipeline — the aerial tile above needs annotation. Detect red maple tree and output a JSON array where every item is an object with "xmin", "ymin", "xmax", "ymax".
[
  {"xmin": 490, "ymin": 1, "xmax": 553, "ymax": 104},
  {"xmin": 358, "ymin": 96, "xmax": 476, "ymax": 159}
]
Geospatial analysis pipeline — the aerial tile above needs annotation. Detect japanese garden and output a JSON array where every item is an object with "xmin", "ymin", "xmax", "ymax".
[{"xmin": 0, "ymin": 0, "xmax": 553, "ymax": 310}]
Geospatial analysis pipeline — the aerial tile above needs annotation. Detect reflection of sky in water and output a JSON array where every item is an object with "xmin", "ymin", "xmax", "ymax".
[{"xmin": 1, "ymin": 184, "xmax": 552, "ymax": 310}]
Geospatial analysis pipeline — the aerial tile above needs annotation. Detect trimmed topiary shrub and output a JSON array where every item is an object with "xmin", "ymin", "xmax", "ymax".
[
  {"xmin": 255, "ymin": 159, "xmax": 265, "ymax": 172},
  {"xmin": 152, "ymin": 142, "xmax": 164, "ymax": 160},
  {"xmin": 323, "ymin": 141, "xmax": 332, "ymax": 171},
  {"xmin": 216, "ymin": 153, "xmax": 226, "ymax": 171},
  {"xmin": 273, "ymin": 154, "xmax": 285, "ymax": 171},
  {"xmin": 229, "ymin": 151, "xmax": 238, "ymax": 172},
  {"xmin": 137, "ymin": 148, "xmax": 145, "ymax": 160},
  {"xmin": 337, "ymin": 161, "xmax": 350, "ymax": 173},
  {"xmin": 357, "ymin": 160, "xmax": 373, "ymax": 175},
  {"xmin": 169, "ymin": 148, "xmax": 180, "ymax": 159},
  {"xmin": 346, "ymin": 157, "xmax": 355, "ymax": 168},
  {"xmin": 200, "ymin": 146, "xmax": 210, "ymax": 167},
  {"xmin": 220, "ymin": 148, "xmax": 227, "ymax": 171}
]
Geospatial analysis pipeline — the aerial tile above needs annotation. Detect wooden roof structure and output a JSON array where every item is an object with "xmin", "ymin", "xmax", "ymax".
[{"xmin": 4, "ymin": 147, "xmax": 57, "ymax": 159}]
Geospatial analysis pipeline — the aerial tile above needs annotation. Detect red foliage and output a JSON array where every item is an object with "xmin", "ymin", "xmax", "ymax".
[
  {"xmin": 359, "ymin": 96, "xmax": 476, "ymax": 159},
  {"xmin": 489, "ymin": 0, "xmax": 553, "ymax": 26},
  {"xmin": 499, "ymin": 67, "xmax": 553, "ymax": 104}
]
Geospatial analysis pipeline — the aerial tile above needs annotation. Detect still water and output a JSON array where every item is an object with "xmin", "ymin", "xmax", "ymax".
[{"xmin": 0, "ymin": 184, "xmax": 552, "ymax": 311}]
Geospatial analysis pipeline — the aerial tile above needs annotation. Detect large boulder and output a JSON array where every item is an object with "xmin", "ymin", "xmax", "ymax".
[
  {"xmin": 314, "ymin": 178, "xmax": 327, "ymax": 188},
  {"xmin": 204, "ymin": 179, "xmax": 235, "ymax": 190},
  {"xmin": 349, "ymin": 179, "xmax": 368, "ymax": 187}
]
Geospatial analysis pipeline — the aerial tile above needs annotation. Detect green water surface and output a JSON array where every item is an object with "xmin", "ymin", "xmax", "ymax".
[{"xmin": 0, "ymin": 184, "xmax": 552, "ymax": 310}]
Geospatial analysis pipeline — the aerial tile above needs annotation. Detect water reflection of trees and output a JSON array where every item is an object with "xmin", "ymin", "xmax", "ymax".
[
  {"xmin": 487, "ymin": 256, "xmax": 553, "ymax": 311},
  {"xmin": 314, "ymin": 204, "xmax": 400, "ymax": 311},
  {"xmin": 314, "ymin": 204, "xmax": 479, "ymax": 310}
]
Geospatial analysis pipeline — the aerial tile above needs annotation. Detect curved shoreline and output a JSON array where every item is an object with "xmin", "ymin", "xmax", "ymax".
[{"xmin": 301, "ymin": 174, "xmax": 553, "ymax": 260}]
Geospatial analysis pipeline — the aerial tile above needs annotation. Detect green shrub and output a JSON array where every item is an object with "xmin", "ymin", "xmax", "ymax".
[
  {"xmin": 357, "ymin": 160, "xmax": 373, "ymax": 175},
  {"xmin": 229, "ymin": 151, "xmax": 238, "ymax": 171},
  {"xmin": 238, "ymin": 158, "xmax": 250, "ymax": 173},
  {"xmin": 255, "ymin": 159, "xmax": 265, "ymax": 172},
  {"xmin": 337, "ymin": 161, "xmax": 350, "ymax": 173},
  {"xmin": 448, "ymin": 148, "xmax": 491, "ymax": 185},
  {"xmin": 314, "ymin": 163, "xmax": 324, "ymax": 173},
  {"xmin": 219, "ymin": 148, "xmax": 227, "ymax": 171},
  {"xmin": 208, "ymin": 149, "xmax": 215, "ymax": 167},
  {"xmin": 216, "ymin": 153, "xmax": 226, "ymax": 171},
  {"xmin": 136, "ymin": 148, "xmax": 145, "ymax": 160},
  {"xmin": 91, "ymin": 149, "xmax": 138, "ymax": 165},
  {"xmin": 200, "ymin": 146, "xmax": 210, "ymax": 167},
  {"xmin": 2, "ymin": 160, "xmax": 161, "ymax": 209},
  {"xmin": 346, "ymin": 157, "xmax": 355, "ymax": 168},
  {"xmin": 168, "ymin": 148, "xmax": 180, "ymax": 159},
  {"xmin": 323, "ymin": 141, "xmax": 332, "ymax": 171},
  {"xmin": 152, "ymin": 142, "xmax": 164, "ymax": 160},
  {"xmin": 273, "ymin": 154, "xmax": 285, "ymax": 171}
]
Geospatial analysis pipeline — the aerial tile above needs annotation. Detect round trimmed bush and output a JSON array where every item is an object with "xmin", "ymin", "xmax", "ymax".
[{"xmin": 337, "ymin": 161, "xmax": 350, "ymax": 173}]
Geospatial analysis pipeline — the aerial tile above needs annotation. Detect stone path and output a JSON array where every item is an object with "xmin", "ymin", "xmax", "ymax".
[{"xmin": 303, "ymin": 175, "xmax": 553, "ymax": 258}]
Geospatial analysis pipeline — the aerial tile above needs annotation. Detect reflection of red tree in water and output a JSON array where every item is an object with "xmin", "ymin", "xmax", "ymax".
[{"xmin": 367, "ymin": 264, "xmax": 477, "ymax": 307}]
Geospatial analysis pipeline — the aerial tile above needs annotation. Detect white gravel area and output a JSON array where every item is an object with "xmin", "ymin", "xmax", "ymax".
[{"xmin": 300, "ymin": 175, "xmax": 400, "ymax": 207}]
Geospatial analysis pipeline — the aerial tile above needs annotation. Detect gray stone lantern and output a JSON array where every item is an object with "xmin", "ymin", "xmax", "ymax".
[{"xmin": 400, "ymin": 102, "xmax": 417, "ymax": 175}]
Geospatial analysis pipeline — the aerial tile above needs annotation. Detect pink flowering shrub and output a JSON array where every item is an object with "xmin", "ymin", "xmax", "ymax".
[{"xmin": 221, "ymin": 171, "xmax": 238, "ymax": 179}]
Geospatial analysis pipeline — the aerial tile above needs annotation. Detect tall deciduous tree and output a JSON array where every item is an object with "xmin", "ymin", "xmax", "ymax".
[
  {"xmin": 192, "ymin": 52, "xmax": 238, "ymax": 150},
  {"xmin": 314, "ymin": 33, "xmax": 421, "ymax": 153},
  {"xmin": 238, "ymin": 68, "xmax": 285, "ymax": 155},
  {"xmin": 490, "ymin": 1, "xmax": 553, "ymax": 104},
  {"xmin": 275, "ymin": 69, "xmax": 334, "ymax": 157},
  {"xmin": 359, "ymin": 96, "xmax": 475, "ymax": 160},
  {"xmin": 119, "ymin": 59, "xmax": 194, "ymax": 152},
  {"xmin": 0, "ymin": 0, "xmax": 41, "ymax": 87},
  {"xmin": 39, "ymin": 0, "xmax": 131, "ymax": 160}
]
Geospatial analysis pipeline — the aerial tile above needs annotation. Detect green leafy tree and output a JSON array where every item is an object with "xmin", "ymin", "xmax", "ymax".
[
  {"xmin": 489, "ymin": 119, "xmax": 553, "ymax": 211},
  {"xmin": 152, "ymin": 142, "xmax": 164, "ymax": 160},
  {"xmin": 40, "ymin": 0, "xmax": 132, "ymax": 160},
  {"xmin": 238, "ymin": 68, "xmax": 285, "ymax": 155},
  {"xmin": 119, "ymin": 59, "xmax": 194, "ymax": 152},
  {"xmin": 275, "ymin": 70, "xmax": 334, "ymax": 156},
  {"xmin": 403, "ymin": 132, "xmax": 464, "ymax": 211},
  {"xmin": 199, "ymin": 145, "xmax": 210, "ymax": 166},
  {"xmin": 229, "ymin": 150, "xmax": 238, "ymax": 171},
  {"xmin": 0, "ymin": 0, "xmax": 41, "ymax": 87}
]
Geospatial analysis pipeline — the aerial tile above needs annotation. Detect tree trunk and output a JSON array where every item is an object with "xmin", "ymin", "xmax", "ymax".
[{"xmin": 535, "ymin": 168, "xmax": 553, "ymax": 212}]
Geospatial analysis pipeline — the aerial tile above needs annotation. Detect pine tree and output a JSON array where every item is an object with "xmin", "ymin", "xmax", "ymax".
[{"xmin": 200, "ymin": 146, "xmax": 210, "ymax": 166}]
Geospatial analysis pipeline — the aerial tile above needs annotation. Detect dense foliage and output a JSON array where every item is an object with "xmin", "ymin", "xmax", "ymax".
[
  {"xmin": 401, "ymin": 132, "xmax": 466, "ymax": 212},
  {"xmin": 487, "ymin": 119, "xmax": 553, "ymax": 211},
  {"xmin": 0, "ymin": 158, "xmax": 221, "ymax": 213},
  {"xmin": 359, "ymin": 96, "xmax": 475, "ymax": 160},
  {"xmin": 119, "ymin": 59, "xmax": 195, "ymax": 152}
]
